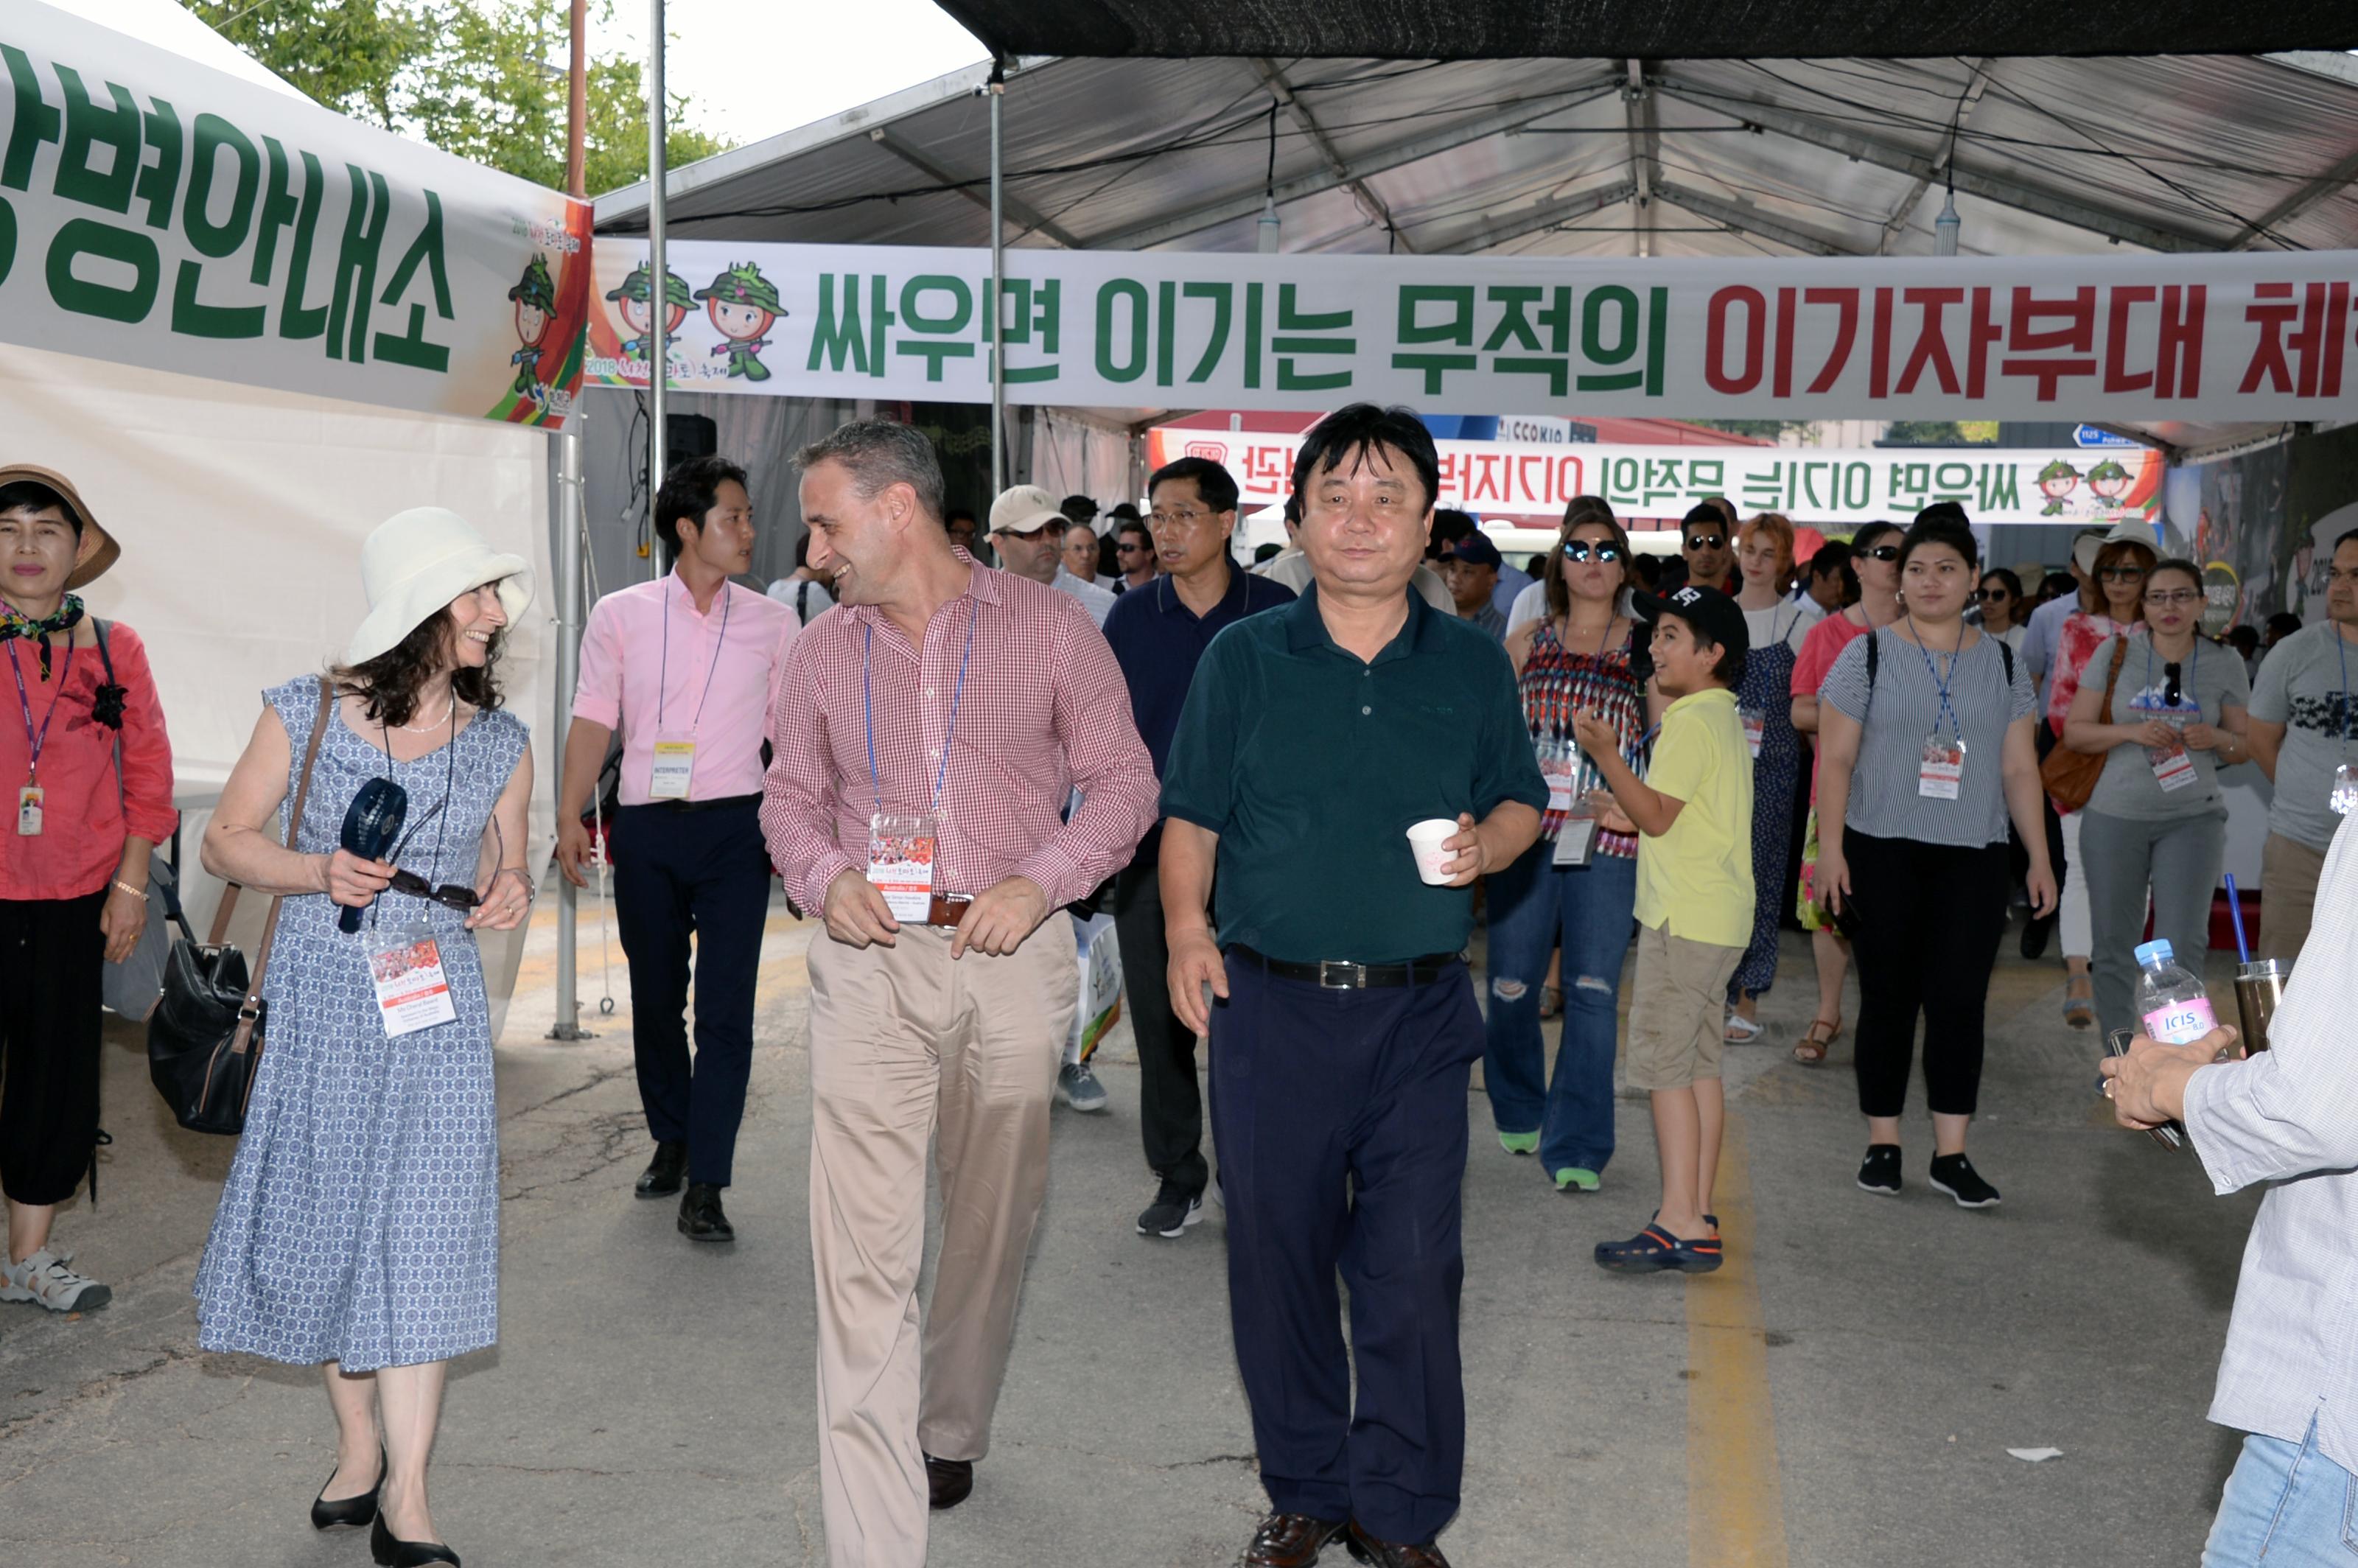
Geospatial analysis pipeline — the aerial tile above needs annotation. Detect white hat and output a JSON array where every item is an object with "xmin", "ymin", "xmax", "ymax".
[
  {"xmin": 988, "ymin": 483, "xmax": 1066, "ymax": 536},
  {"xmin": 345, "ymin": 508, "xmax": 533, "ymax": 665}
]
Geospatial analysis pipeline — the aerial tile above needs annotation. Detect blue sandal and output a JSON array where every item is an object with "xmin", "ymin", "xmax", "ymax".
[{"xmin": 1595, "ymin": 1223, "xmax": 1723, "ymax": 1274}]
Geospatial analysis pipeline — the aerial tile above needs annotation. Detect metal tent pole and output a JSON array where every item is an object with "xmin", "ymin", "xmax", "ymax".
[
  {"xmin": 988, "ymin": 59, "xmax": 1006, "ymax": 496},
  {"xmin": 550, "ymin": 0, "xmax": 591, "ymax": 1040},
  {"xmin": 647, "ymin": 0, "xmax": 669, "ymax": 539}
]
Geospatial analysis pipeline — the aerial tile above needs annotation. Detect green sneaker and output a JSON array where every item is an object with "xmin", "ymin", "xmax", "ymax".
[
  {"xmin": 1498, "ymin": 1131, "xmax": 1540, "ymax": 1156},
  {"xmin": 1553, "ymin": 1166, "xmax": 1600, "ymax": 1194}
]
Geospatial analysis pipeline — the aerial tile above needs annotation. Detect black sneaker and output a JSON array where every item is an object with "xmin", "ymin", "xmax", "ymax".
[
  {"xmin": 1136, "ymin": 1177, "xmax": 1205, "ymax": 1239},
  {"xmin": 1929, "ymin": 1153, "xmax": 2001, "ymax": 1209},
  {"xmin": 1855, "ymin": 1144, "xmax": 1903, "ymax": 1196}
]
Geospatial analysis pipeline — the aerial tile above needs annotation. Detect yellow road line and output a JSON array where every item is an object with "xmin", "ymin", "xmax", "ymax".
[{"xmin": 1687, "ymin": 1111, "xmax": 1789, "ymax": 1568}]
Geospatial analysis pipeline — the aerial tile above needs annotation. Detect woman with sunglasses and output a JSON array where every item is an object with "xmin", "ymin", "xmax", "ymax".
[
  {"xmin": 1489, "ymin": 504, "xmax": 1652, "ymax": 1194},
  {"xmin": 1785, "ymin": 522, "xmax": 1903, "ymax": 1066},
  {"xmin": 2044, "ymin": 533, "xmax": 2158, "ymax": 1029},
  {"xmin": 1722, "ymin": 513, "xmax": 1819, "ymax": 1043},
  {"xmin": 2061, "ymin": 558, "xmax": 2251, "ymax": 1040},
  {"xmin": 1975, "ymin": 570, "xmax": 2027, "ymax": 651},
  {"xmin": 196, "ymin": 509, "xmax": 536, "ymax": 1568}
]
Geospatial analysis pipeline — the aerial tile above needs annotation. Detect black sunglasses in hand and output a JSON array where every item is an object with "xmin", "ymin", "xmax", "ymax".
[{"xmin": 383, "ymin": 803, "xmax": 482, "ymax": 911}]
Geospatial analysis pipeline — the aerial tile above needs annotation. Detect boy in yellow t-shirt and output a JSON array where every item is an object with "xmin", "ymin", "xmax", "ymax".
[{"xmin": 1572, "ymin": 584, "xmax": 1754, "ymax": 1275}]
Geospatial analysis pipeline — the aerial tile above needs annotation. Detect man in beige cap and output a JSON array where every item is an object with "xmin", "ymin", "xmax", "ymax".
[{"xmin": 988, "ymin": 483, "xmax": 1116, "ymax": 630}]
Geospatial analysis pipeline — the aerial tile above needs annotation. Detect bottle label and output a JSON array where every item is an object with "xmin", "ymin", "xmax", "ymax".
[{"xmin": 2141, "ymin": 997, "xmax": 2217, "ymax": 1045}]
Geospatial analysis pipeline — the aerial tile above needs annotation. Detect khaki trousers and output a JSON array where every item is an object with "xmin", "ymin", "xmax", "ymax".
[
  {"xmin": 805, "ymin": 917, "xmax": 1078, "ymax": 1568},
  {"xmin": 2261, "ymin": 831, "xmax": 2329, "ymax": 966}
]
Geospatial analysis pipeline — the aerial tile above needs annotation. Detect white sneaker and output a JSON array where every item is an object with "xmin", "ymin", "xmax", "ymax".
[{"xmin": 1, "ymin": 1249, "xmax": 112, "ymax": 1312}]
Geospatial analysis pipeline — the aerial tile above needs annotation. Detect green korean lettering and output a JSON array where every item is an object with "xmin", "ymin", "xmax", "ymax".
[
  {"xmin": 0, "ymin": 195, "xmax": 15, "ymax": 288},
  {"xmin": 1981, "ymin": 464, "xmax": 2021, "ymax": 513},
  {"xmin": 371, "ymin": 189, "xmax": 451, "ymax": 371},
  {"xmin": 1486, "ymin": 284, "xmax": 1574, "ymax": 396},
  {"xmin": 1578, "ymin": 285, "xmax": 1641, "ymax": 391},
  {"xmin": 1, "ymin": 46, "xmax": 60, "ymax": 192},
  {"xmin": 805, "ymin": 273, "xmax": 868, "ymax": 374},
  {"xmin": 53, "ymin": 64, "xmax": 137, "ymax": 214},
  {"xmin": 257, "ymin": 139, "xmax": 329, "ymax": 340},
  {"xmin": 895, "ymin": 273, "xmax": 975, "ymax": 380},
  {"xmin": 182, "ymin": 113, "xmax": 258, "ymax": 256},
  {"xmin": 1273, "ymin": 284, "xmax": 1351, "ymax": 392},
  {"xmin": 46, "ymin": 214, "xmax": 156, "ymax": 322},
  {"xmin": 1392, "ymin": 283, "xmax": 1475, "ymax": 395},
  {"xmin": 324, "ymin": 163, "xmax": 388, "ymax": 362},
  {"xmin": 1181, "ymin": 281, "xmax": 1230, "ymax": 383},
  {"xmin": 1096, "ymin": 279, "xmax": 1147, "ymax": 384},
  {"xmin": 1156, "ymin": 279, "xmax": 1176, "ymax": 387},
  {"xmin": 133, "ymin": 97, "xmax": 179, "ymax": 231}
]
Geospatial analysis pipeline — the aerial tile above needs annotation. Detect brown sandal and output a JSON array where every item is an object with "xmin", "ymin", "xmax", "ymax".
[{"xmin": 1793, "ymin": 1018, "xmax": 1841, "ymax": 1065}]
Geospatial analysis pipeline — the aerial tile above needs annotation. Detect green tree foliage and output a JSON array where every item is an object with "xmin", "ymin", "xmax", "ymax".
[
  {"xmin": 183, "ymin": 0, "xmax": 730, "ymax": 195},
  {"xmin": 1883, "ymin": 420, "xmax": 2001, "ymax": 446}
]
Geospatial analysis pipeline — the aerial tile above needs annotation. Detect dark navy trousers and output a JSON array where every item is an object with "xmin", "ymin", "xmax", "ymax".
[
  {"xmin": 1208, "ymin": 953, "xmax": 1484, "ymax": 1546},
  {"xmin": 611, "ymin": 799, "xmax": 772, "ymax": 1188}
]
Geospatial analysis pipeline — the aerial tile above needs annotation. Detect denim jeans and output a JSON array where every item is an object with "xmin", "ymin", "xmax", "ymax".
[
  {"xmin": 1480, "ymin": 841, "xmax": 1637, "ymax": 1174},
  {"xmin": 2203, "ymin": 1416, "xmax": 2358, "ymax": 1565}
]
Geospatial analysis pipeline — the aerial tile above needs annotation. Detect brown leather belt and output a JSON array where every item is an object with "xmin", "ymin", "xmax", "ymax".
[{"xmin": 1228, "ymin": 945, "xmax": 1464, "ymax": 989}]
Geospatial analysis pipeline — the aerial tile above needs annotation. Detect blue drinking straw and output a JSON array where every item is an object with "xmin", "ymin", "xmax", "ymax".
[{"xmin": 2224, "ymin": 873, "xmax": 2251, "ymax": 966}]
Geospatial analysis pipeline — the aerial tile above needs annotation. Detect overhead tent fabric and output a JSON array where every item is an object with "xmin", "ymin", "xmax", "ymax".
[
  {"xmin": 927, "ymin": 1, "xmax": 2355, "ymax": 60},
  {"xmin": 594, "ymin": 50, "xmax": 2358, "ymax": 457}
]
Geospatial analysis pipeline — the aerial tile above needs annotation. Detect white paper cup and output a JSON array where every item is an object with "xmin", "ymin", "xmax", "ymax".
[{"xmin": 1406, "ymin": 818, "xmax": 1461, "ymax": 885}]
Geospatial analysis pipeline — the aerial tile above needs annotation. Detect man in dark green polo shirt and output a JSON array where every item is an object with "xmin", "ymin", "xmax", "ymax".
[{"xmin": 1159, "ymin": 404, "xmax": 1544, "ymax": 1568}]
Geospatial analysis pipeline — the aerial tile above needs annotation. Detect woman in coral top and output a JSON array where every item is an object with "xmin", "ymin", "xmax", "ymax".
[{"xmin": 0, "ymin": 465, "xmax": 176, "ymax": 1315}]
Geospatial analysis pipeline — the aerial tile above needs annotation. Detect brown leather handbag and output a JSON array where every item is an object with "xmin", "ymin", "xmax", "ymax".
[
  {"xmin": 146, "ymin": 678, "xmax": 332, "ymax": 1135},
  {"xmin": 2037, "ymin": 638, "xmax": 2129, "ymax": 813}
]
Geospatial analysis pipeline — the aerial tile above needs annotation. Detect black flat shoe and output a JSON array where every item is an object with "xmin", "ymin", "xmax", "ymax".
[
  {"xmin": 678, "ymin": 1182, "xmax": 735, "ymax": 1242},
  {"xmin": 311, "ymin": 1446, "xmax": 384, "ymax": 1530},
  {"xmin": 370, "ymin": 1512, "xmax": 459, "ymax": 1567},
  {"xmin": 635, "ymin": 1139, "xmax": 688, "ymax": 1198},
  {"xmin": 924, "ymin": 1453, "xmax": 974, "ymax": 1511}
]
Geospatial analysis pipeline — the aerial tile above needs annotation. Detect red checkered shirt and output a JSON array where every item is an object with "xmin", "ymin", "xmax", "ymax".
[{"xmin": 760, "ymin": 560, "xmax": 1158, "ymax": 914}]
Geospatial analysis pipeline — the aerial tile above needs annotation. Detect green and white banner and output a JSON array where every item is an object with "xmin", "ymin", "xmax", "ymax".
[
  {"xmin": 591, "ymin": 237, "xmax": 2358, "ymax": 423},
  {"xmin": 0, "ymin": 1, "xmax": 592, "ymax": 430}
]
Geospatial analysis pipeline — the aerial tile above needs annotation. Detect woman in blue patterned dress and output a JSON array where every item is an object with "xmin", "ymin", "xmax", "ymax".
[
  {"xmin": 196, "ymin": 508, "xmax": 534, "ymax": 1568},
  {"xmin": 1486, "ymin": 503, "xmax": 1654, "ymax": 1194}
]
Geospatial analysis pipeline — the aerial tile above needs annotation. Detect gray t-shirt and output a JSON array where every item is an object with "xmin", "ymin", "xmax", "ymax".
[
  {"xmin": 1822, "ymin": 626, "xmax": 2037, "ymax": 847},
  {"xmin": 2250, "ymin": 623, "xmax": 2358, "ymax": 851},
  {"xmin": 2083, "ymin": 632, "xmax": 2252, "ymax": 822}
]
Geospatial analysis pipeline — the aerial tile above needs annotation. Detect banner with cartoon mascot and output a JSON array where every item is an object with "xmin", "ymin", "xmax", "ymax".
[{"xmin": 0, "ymin": 1, "xmax": 592, "ymax": 431}]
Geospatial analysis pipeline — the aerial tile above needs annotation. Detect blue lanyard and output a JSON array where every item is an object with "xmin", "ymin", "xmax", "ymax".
[
  {"xmin": 864, "ymin": 600, "xmax": 979, "ymax": 820},
  {"xmin": 6, "ymin": 638, "xmax": 76, "ymax": 783},
  {"xmin": 1904, "ymin": 619, "xmax": 1965, "ymax": 742},
  {"xmin": 657, "ymin": 577, "xmax": 732, "ymax": 733}
]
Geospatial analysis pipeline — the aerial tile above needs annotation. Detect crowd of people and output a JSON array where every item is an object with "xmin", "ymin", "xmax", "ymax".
[{"xmin": 7, "ymin": 404, "xmax": 2357, "ymax": 1568}]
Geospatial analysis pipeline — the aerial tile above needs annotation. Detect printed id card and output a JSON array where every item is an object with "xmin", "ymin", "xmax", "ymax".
[
  {"xmin": 1740, "ymin": 708, "xmax": 1766, "ymax": 761},
  {"xmin": 1553, "ymin": 815, "xmax": 1600, "ymax": 869},
  {"xmin": 2130, "ymin": 696, "xmax": 2198, "ymax": 793},
  {"xmin": 15, "ymin": 784, "xmax": 41, "ymax": 837},
  {"xmin": 650, "ymin": 739, "xmax": 696, "ymax": 800},
  {"xmin": 1537, "ymin": 736, "xmax": 1579, "ymax": 815},
  {"xmin": 1919, "ymin": 735, "xmax": 1965, "ymax": 799},
  {"xmin": 867, "ymin": 811, "xmax": 939, "ymax": 922},
  {"xmin": 366, "ymin": 921, "xmax": 459, "ymax": 1037},
  {"xmin": 2333, "ymin": 762, "xmax": 2358, "ymax": 817}
]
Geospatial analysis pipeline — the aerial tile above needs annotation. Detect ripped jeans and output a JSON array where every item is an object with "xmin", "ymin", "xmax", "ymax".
[{"xmin": 1479, "ymin": 841, "xmax": 1637, "ymax": 1175}]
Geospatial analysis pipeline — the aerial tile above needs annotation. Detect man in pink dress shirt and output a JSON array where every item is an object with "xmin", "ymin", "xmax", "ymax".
[
  {"xmin": 762, "ymin": 419, "xmax": 1156, "ymax": 1567},
  {"xmin": 556, "ymin": 455, "xmax": 797, "ymax": 1245}
]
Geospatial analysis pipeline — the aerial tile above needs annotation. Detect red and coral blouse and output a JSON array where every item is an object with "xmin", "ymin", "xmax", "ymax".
[{"xmin": 0, "ymin": 620, "xmax": 177, "ymax": 902}]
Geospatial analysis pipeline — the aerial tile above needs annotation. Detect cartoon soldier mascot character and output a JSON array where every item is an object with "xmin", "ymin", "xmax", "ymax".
[
  {"xmin": 2035, "ymin": 458, "xmax": 2082, "ymax": 517},
  {"xmin": 2085, "ymin": 458, "xmax": 2133, "ymax": 513},
  {"xmin": 695, "ymin": 262, "xmax": 784, "ymax": 382},
  {"xmin": 507, "ymin": 254, "xmax": 559, "ymax": 404},
  {"xmin": 604, "ymin": 262, "xmax": 693, "ymax": 365}
]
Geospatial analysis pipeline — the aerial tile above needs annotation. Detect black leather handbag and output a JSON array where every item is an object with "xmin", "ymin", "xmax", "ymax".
[{"xmin": 147, "ymin": 679, "xmax": 332, "ymax": 1136}]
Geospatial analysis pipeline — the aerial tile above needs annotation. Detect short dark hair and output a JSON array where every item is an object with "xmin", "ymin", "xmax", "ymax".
[
  {"xmin": 1147, "ymin": 455, "xmax": 1240, "ymax": 514},
  {"xmin": 1429, "ymin": 508, "xmax": 1478, "ymax": 552},
  {"xmin": 0, "ymin": 479, "xmax": 77, "ymax": 532},
  {"xmin": 945, "ymin": 507, "xmax": 979, "ymax": 530},
  {"xmin": 2267, "ymin": 611, "xmax": 2303, "ymax": 638},
  {"xmin": 1851, "ymin": 520, "xmax": 1903, "ymax": 556},
  {"xmin": 2336, "ymin": 527, "xmax": 2358, "ymax": 554},
  {"xmin": 792, "ymin": 417, "xmax": 946, "ymax": 525},
  {"xmin": 1115, "ymin": 516, "xmax": 1152, "ymax": 546},
  {"xmin": 1899, "ymin": 508, "xmax": 1979, "ymax": 571},
  {"xmin": 1679, "ymin": 505, "xmax": 1726, "ymax": 545},
  {"xmin": 1290, "ymin": 403, "xmax": 1440, "ymax": 514},
  {"xmin": 2227, "ymin": 624, "xmax": 2260, "ymax": 651},
  {"xmin": 1282, "ymin": 491, "xmax": 1302, "ymax": 528},
  {"xmin": 1254, "ymin": 542, "xmax": 1284, "ymax": 562},
  {"xmin": 1661, "ymin": 616, "xmax": 1745, "ymax": 685},
  {"xmin": 1980, "ymin": 566, "xmax": 2023, "ymax": 595},
  {"xmin": 654, "ymin": 454, "xmax": 749, "ymax": 553},
  {"xmin": 2041, "ymin": 570, "xmax": 2079, "ymax": 601}
]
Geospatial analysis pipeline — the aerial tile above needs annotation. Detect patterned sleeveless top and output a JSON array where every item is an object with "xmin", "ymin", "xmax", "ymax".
[{"xmin": 1522, "ymin": 616, "xmax": 1649, "ymax": 860}]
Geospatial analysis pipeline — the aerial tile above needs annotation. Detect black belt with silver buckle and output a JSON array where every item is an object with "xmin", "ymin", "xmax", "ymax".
[{"xmin": 1229, "ymin": 945, "xmax": 1464, "ymax": 989}]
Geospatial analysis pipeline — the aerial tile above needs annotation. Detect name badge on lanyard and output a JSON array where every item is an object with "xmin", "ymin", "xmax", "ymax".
[
  {"xmin": 15, "ymin": 784, "xmax": 42, "ymax": 837},
  {"xmin": 366, "ymin": 921, "xmax": 459, "ymax": 1037},
  {"xmin": 1920, "ymin": 735, "xmax": 1966, "ymax": 799},
  {"xmin": 1536, "ymin": 733, "xmax": 1578, "ymax": 814},
  {"xmin": 650, "ymin": 739, "xmax": 696, "ymax": 799},
  {"xmin": 8, "ymin": 638, "xmax": 74, "ymax": 837},
  {"xmin": 652, "ymin": 580, "xmax": 729, "ymax": 802},
  {"xmin": 867, "ymin": 811, "xmax": 939, "ymax": 920},
  {"xmin": 1740, "ymin": 708, "xmax": 1766, "ymax": 760}
]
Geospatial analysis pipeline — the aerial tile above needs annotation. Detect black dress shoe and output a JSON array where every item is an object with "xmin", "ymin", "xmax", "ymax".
[
  {"xmin": 310, "ymin": 1446, "xmax": 383, "ymax": 1530},
  {"xmin": 1241, "ymin": 1511, "xmax": 1348, "ymax": 1567},
  {"xmin": 924, "ymin": 1453, "xmax": 973, "ymax": 1511},
  {"xmin": 634, "ymin": 1139, "xmax": 688, "ymax": 1198},
  {"xmin": 1343, "ymin": 1521, "xmax": 1451, "ymax": 1568},
  {"xmin": 2019, "ymin": 912, "xmax": 2054, "ymax": 961},
  {"xmin": 678, "ymin": 1182, "xmax": 734, "ymax": 1242},
  {"xmin": 370, "ymin": 1511, "xmax": 459, "ymax": 1567}
]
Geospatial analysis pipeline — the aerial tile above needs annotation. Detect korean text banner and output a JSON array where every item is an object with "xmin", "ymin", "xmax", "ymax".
[
  {"xmin": 590, "ymin": 238, "xmax": 2358, "ymax": 423},
  {"xmin": 1147, "ymin": 427, "xmax": 2161, "ymax": 528},
  {"xmin": 0, "ymin": 1, "xmax": 591, "ymax": 431}
]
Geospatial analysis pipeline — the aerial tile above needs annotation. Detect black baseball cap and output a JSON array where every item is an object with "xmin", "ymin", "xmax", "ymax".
[{"xmin": 1634, "ymin": 583, "xmax": 1749, "ymax": 663}]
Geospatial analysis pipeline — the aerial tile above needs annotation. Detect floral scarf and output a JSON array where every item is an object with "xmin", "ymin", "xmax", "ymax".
[{"xmin": 0, "ymin": 592, "xmax": 83, "ymax": 682}]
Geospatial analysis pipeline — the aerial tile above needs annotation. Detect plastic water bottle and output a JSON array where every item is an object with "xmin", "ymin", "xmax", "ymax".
[{"xmin": 2132, "ymin": 939, "xmax": 2217, "ymax": 1044}]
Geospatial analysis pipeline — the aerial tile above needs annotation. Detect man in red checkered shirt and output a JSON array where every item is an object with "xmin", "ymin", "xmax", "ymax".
[{"xmin": 761, "ymin": 418, "xmax": 1157, "ymax": 1568}]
